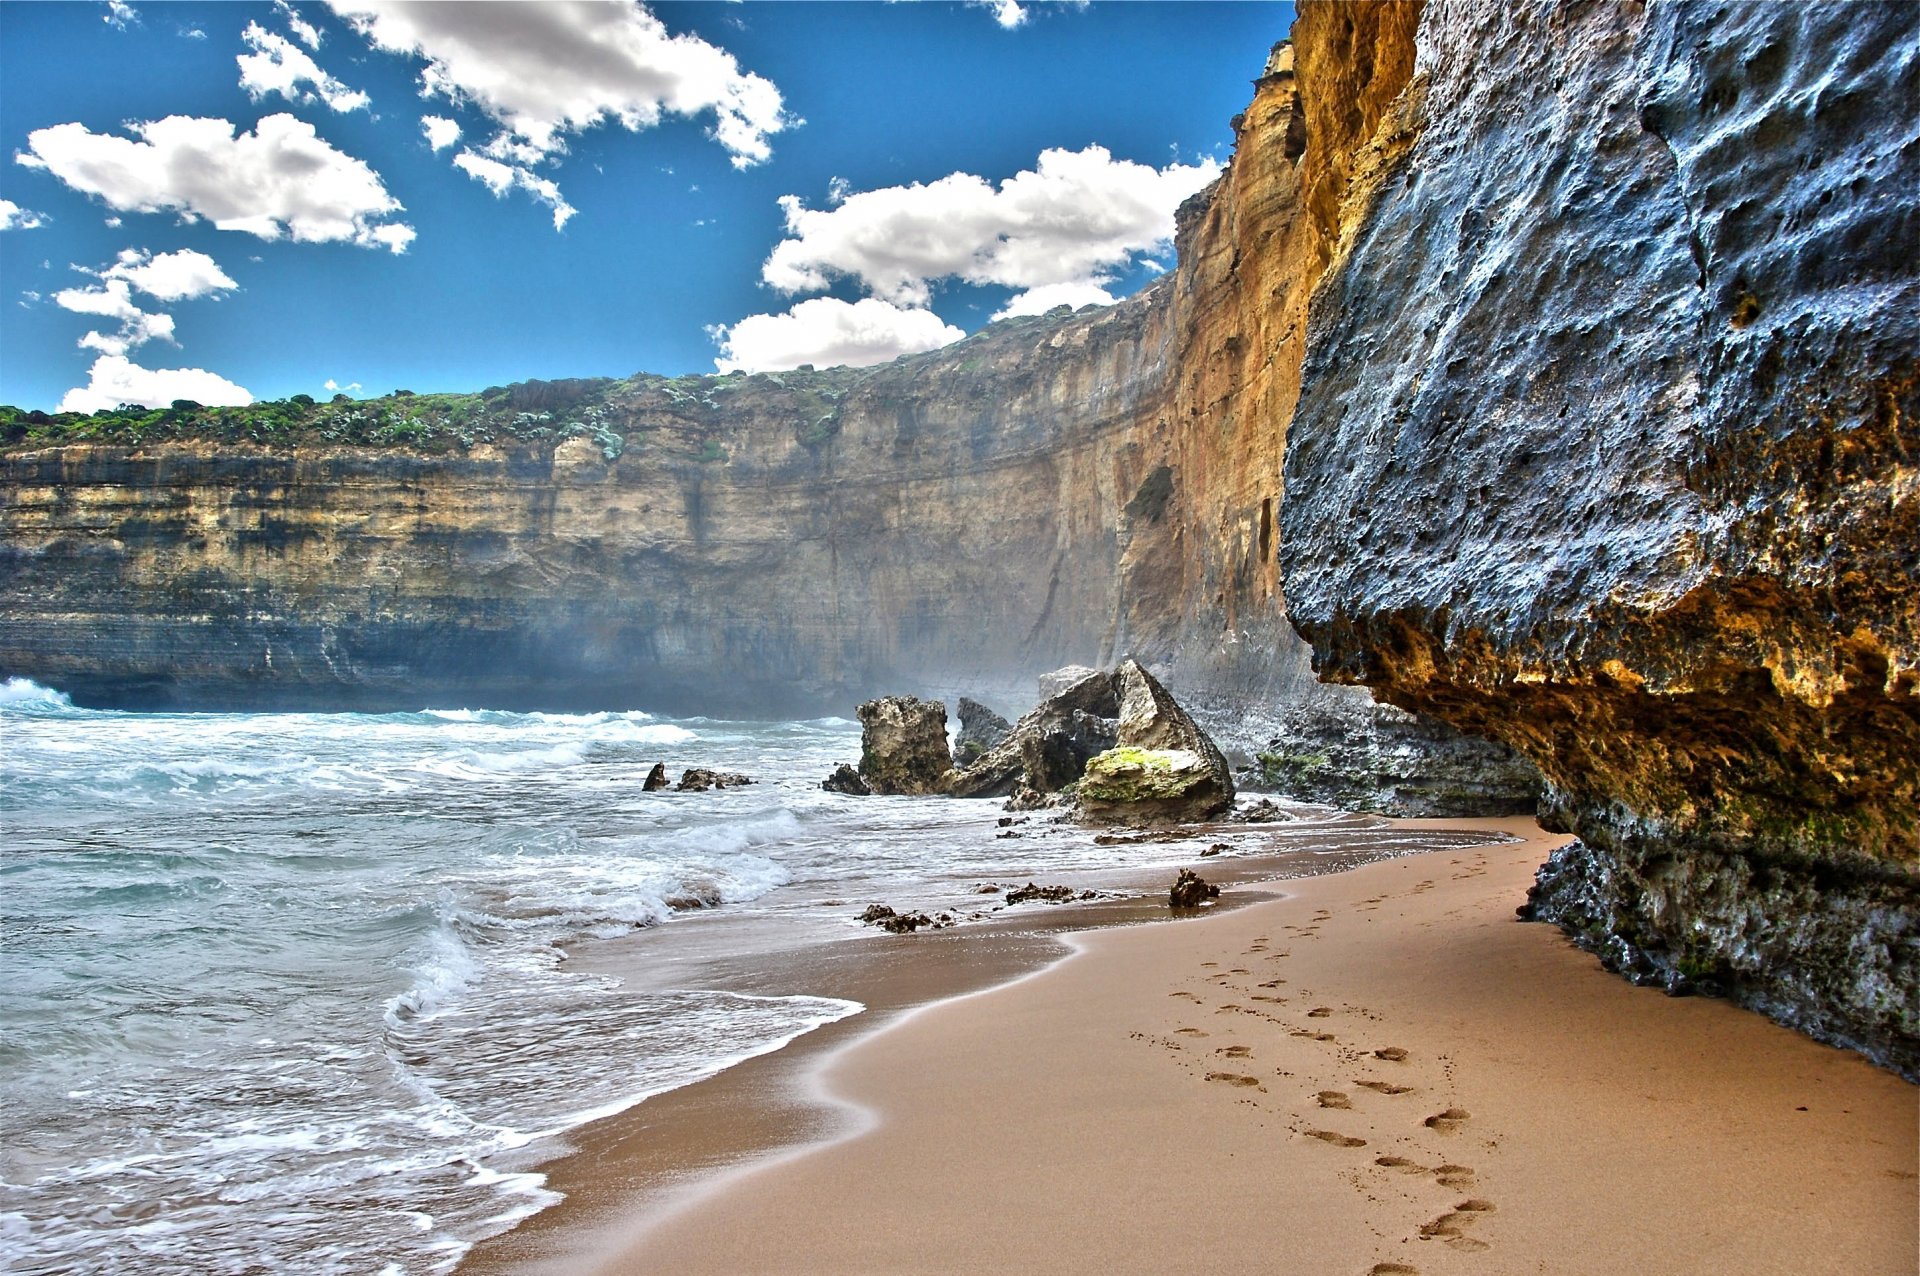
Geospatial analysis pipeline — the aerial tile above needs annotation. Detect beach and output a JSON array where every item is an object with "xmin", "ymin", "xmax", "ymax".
[{"xmin": 468, "ymin": 818, "xmax": 1918, "ymax": 1275}]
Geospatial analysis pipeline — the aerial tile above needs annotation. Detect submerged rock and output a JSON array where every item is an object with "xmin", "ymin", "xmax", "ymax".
[
  {"xmin": 1003, "ymin": 882, "xmax": 1079, "ymax": 905},
  {"xmin": 642, "ymin": 762, "xmax": 671, "ymax": 792},
  {"xmin": 1169, "ymin": 869, "xmax": 1220, "ymax": 909},
  {"xmin": 857, "ymin": 903, "xmax": 940, "ymax": 934},
  {"xmin": 821, "ymin": 763, "xmax": 870, "ymax": 796},
  {"xmin": 855, "ymin": 696, "xmax": 954, "ymax": 795},
  {"xmin": 675, "ymin": 768, "xmax": 752, "ymax": 792},
  {"xmin": 947, "ymin": 666, "xmax": 1123, "ymax": 798},
  {"xmin": 953, "ymin": 697, "xmax": 1013, "ymax": 767}
]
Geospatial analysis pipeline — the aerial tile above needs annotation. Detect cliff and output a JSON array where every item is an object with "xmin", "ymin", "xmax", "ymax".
[{"xmin": 1278, "ymin": 0, "xmax": 1918, "ymax": 1075}]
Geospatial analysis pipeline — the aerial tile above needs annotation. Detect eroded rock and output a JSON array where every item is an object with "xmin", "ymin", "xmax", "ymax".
[
  {"xmin": 675, "ymin": 768, "xmax": 753, "ymax": 792},
  {"xmin": 1077, "ymin": 660, "xmax": 1235, "ymax": 825},
  {"xmin": 1169, "ymin": 869, "xmax": 1220, "ymax": 909},
  {"xmin": 821, "ymin": 763, "xmax": 870, "ymax": 796},
  {"xmin": 954, "ymin": 697, "xmax": 1013, "ymax": 767},
  {"xmin": 642, "ymin": 763, "xmax": 671, "ymax": 791},
  {"xmin": 855, "ymin": 696, "xmax": 955, "ymax": 795}
]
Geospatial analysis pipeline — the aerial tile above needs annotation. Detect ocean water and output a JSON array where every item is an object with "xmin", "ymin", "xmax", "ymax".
[{"xmin": 0, "ymin": 676, "xmax": 1491, "ymax": 1273}]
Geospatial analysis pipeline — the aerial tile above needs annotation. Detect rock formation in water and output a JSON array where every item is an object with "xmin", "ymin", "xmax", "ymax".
[
  {"xmin": 1078, "ymin": 660, "xmax": 1236, "ymax": 825},
  {"xmin": 854, "ymin": 696, "xmax": 954, "ymax": 796},
  {"xmin": 1276, "ymin": 0, "xmax": 1918, "ymax": 1076}
]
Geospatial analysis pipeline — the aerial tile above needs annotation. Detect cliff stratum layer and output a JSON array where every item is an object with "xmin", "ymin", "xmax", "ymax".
[
  {"xmin": 2, "ymin": 2, "xmax": 1913, "ymax": 1070},
  {"xmin": 1279, "ymin": 0, "xmax": 1918, "ymax": 1075}
]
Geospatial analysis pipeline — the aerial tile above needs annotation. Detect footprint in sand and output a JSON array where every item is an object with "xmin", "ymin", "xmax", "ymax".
[
  {"xmin": 1307, "ymin": 1007, "xmax": 1334, "ymax": 1018},
  {"xmin": 1368, "ymin": 1265, "xmax": 1420, "ymax": 1275},
  {"xmin": 1374, "ymin": 1156, "xmax": 1424, "ymax": 1174},
  {"xmin": 1259, "ymin": 979, "xmax": 1287, "ymax": 988},
  {"xmin": 1373, "ymin": 1046, "xmax": 1410, "ymax": 1062},
  {"xmin": 1434, "ymin": 1165, "xmax": 1476, "ymax": 1190},
  {"xmin": 1229, "ymin": 968, "xmax": 1252, "ymax": 975},
  {"xmin": 1419, "ymin": 1200, "xmax": 1495, "ymax": 1251},
  {"xmin": 1206, "ymin": 1072, "xmax": 1263, "ymax": 1089},
  {"xmin": 1250, "ymin": 995, "xmax": 1287, "ymax": 1004},
  {"xmin": 1316, "ymin": 1090, "xmax": 1352, "ymax": 1109},
  {"xmin": 1174, "ymin": 1027, "xmax": 1209, "ymax": 1037},
  {"xmin": 1217, "ymin": 1045, "xmax": 1252, "ymax": 1058},
  {"xmin": 1169, "ymin": 991, "xmax": 1202, "ymax": 1002},
  {"xmin": 1355, "ymin": 1080, "xmax": 1413, "ymax": 1095},
  {"xmin": 1304, "ymin": 1129, "xmax": 1367, "ymax": 1148},
  {"xmin": 1289, "ymin": 1029, "xmax": 1338, "ymax": 1042},
  {"xmin": 1424, "ymin": 1108, "xmax": 1471, "ymax": 1133}
]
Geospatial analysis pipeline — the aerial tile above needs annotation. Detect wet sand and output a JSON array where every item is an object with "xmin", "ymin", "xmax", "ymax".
[{"xmin": 466, "ymin": 818, "xmax": 1917, "ymax": 1275}]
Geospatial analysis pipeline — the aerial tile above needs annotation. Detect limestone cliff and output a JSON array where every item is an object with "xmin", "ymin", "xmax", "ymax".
[{"xmin": 1278, "ymin": 0, "xmax": 1918, "ymax": 1075}]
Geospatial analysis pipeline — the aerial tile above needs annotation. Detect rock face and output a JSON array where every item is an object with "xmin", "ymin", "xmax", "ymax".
[
  {"xmin": 1253, "ymin": 703, "xmax": 1541, "ymax": 818},
  {"xmin": 855, "ymin": 696, "xmax": 954, "ymax": 796},
  {"xmin": 1277, "ymin": 1, "xmax": 1919, "ymax": 1076},
  {"xmin": 947, "ymin": 667, "xmax": 1122, "ymax": 798},
  {"xmin": 953, "ymin": 697, "xmax": 1013, "ymax": 767}
]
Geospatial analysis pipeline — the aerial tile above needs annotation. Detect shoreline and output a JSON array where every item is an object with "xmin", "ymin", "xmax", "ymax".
[{"xmin": 463, "ymin": 816, "xmax": 1918, "ymax": 1274}]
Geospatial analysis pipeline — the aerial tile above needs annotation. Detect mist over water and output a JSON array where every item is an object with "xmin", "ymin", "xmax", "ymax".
[{"xmin": 0, "ymin": 677, "xmax": 1494, "ymax": 1273}]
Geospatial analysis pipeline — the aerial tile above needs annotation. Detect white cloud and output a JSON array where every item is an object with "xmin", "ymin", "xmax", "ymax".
[
  {"xmin": 103, "ymin": 1, "xmax": 137, "ymax": 30},
  {"xmin": 421, "ymin": 115, "xmax": 461, "ymax": 151},
  {"xmin": 331, "ymin": 0, "xmax": 789, "ymax": 216},
  {"xmin": 761, "ymin": 145, "xmax": 1219, "ymax": 311},
  {"xmin": 452, "ymin": 150, "xmax": 575, "ymax": 229},
  {"xmin": 0, "ymin": 199, "xmax": 49, "ymax": 230},
  {"xmin": 101, "ymin": 247, "xmax": 239, "ymax": 301},
  {"xmin": 991, "ymin": 280, "xmax": 1117, "ymax": 320},
  {"xmin": 711, "ymin": 297, "xmax": 963, "ymax": 374},
  {"xmin": 323, "ymin": 377, "xmax": 362, "ymax": 393},
  {"xmin": 104, "ymin": 216, "xmax": 122, "ymax": 228},
  {"xmin": 238, "ymin": 23, "xmax": 370, "ymax": 113},
  {"xmin": 60, "ymin": 354, "xmax": 251, "ymax": 413},
  {"xmin": 275, "ymin": 0, "xmax": 324, "ymax": 48},
  {"xmin": 16, "ymin": 114, "xmax": 414, "ymax": 252},
  {"xmin": 980, "ymin": 0, "xmax": 1027, "ymax": 28},
  {"xmin": 52, "ymin": 248, "xmax": 237, "ymax": 358}
]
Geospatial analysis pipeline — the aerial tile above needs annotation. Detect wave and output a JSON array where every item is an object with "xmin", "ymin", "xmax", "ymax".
[{"xmin": 0, "ymin": 677, "xmax": 75, "ymax": 711}]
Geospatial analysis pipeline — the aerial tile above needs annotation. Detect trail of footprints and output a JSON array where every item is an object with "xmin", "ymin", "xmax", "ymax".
[{"xmin": 1137, "ymin": 856, "xmax": 1500, "ymax": 1273}]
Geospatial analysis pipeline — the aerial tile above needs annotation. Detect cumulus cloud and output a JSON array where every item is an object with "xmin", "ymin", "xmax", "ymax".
[
  {"xmin": 991, "ymin": 280, "xmax": 1117, "ymax": 320},
  {"xmin": 0, "ymin": 199, "xmax": 49, "ymax": 230},
  {"xmin": 711, "ymin": 297, "xmax": 964, "ymax": 374},
  {"xmin": 60, "ymin": 354, "xmax": 251, "ymax": 413},
  {"xmin": 980, "ymin": 0, "xmax": 1027, "ymax": 28},
  {"xmin": 333, "ymin": 1, "xmax": 787, "ymax": 165},
  {"xmin": 452, "ymin": 150, "xmax": 575, "ymax": 229},
  {"xmin": 421, "ymin": 115, "xmax": 461, "ymax": 151},
  {"xmin": 53, "ymin": 248, "xmax": 237, "ymax": 357},
  {"xmin": 16, "ymin": 114, "xmax": 415, "ymax": 252},
  {"xmin": 103, "ymin": 1, "xmax": 137, "ymax": 30},
  {"xmin": 238, "ymin": 23, "xmax": 370, "ymax": 112},
  {"xmin": 323, "ymin": 377, "xmax": 362, "ymax": 393},
  {"xmin": 761, "ymin": 145, "xmax": 1218, "ymax": 311}
]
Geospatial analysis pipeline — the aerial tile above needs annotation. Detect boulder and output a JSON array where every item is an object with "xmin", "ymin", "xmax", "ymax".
[
  {"xmin": 855, "ymin": 696, "xmax": 956, "ymax": 795},
  {"xmin": 1076, "ymin": 660, "xmax": 1235, "ymax": 824},
  {"xmin": 1169, "ymin": 868, "xmax": 1220, "ymax": 909},
  {"xmin": 821, "ymin": 763, "xmax": 871, "ymax": 795},
  {"xmin": 642, "ymin": 762, "xmax": 671, "ymax": 791},
  {"xmin": 1037, "ymin": 664, "xmax": 1102, "ymax": 700},
  {"xmin": 953, "ymin": 697, "xmax": 1013, "ymax": 766},
  {"xmin": 947, "ymin": 668, "xmax": 1121, "ymax": 798},
  {"xmin": 675, "ymin": 768, "xmax": 753, "ymax": 792}
]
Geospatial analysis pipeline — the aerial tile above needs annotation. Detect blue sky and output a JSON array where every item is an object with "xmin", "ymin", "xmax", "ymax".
[{"xmin": 1, "ymin": 1, "xmax": 1291, "ymax": 411}]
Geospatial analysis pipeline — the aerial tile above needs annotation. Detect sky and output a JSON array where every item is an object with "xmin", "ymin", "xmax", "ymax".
[{"xmin": 0, "ymin": 0, "xmax": 1292, "ymax": 412}]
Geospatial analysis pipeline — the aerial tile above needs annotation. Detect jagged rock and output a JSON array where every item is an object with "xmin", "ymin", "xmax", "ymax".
[
  {"xmin": 1230, "ymin": 797, "xmax": 1288, "ymax": 824},
  {"xmin": 1076, "ymin": 660, "xmax": 1235, "ymax": 825},
  {"xmin": 1004, "ymin": 882, "xmax": 1077, "ymax": 905},
  {"xmin": 855, "ymin": 696, "xmax": 955, "ymax": 795},
  {"xmin": 1037, "ymin": 664, "xmax": 1102, "ymax": 700},
  {"xmin": 953, "ymin": 697, "xmax": 1013, "ymax": 767},
  {"xmin": 948, "ymin": 668, "xmax": 1121, "ymax": 798},
  {"xmin": 821, "ymin": 763, "xmax": 870, "ymax": 795},
  {"xmin": 1169, "ymin": 869, "xmax": 1220, "ymax": 909},
  {"xmin": 675, "ymin": 768, "xmax": 752, "ymax": 792},
  {"xmin": 642, "ymin": 762, "xmax": 671, "ymax": 791},
  {"xmin": 857, "ymin": 903, "xmax": 937, "ymax": 934},
  {"xmin": 1002, "ymin": 785, "xmax": 1056, "ymax": 812}
]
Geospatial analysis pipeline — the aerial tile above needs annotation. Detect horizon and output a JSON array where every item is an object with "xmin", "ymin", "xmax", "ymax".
[{"xmin": 0, "ymin": 0, "xmax": 1290, "ymax": 413}]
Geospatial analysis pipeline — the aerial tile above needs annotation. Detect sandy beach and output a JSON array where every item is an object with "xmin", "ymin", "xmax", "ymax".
[{"xmin": 470, "ymin": 819, "xmax": 1917, "ymax": 1275}]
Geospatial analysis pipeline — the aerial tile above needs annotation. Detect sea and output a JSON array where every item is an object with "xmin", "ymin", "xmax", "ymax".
[{"xmin": 0, "ymin": 675, "xmax": 1497, "ymax": 1274}]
